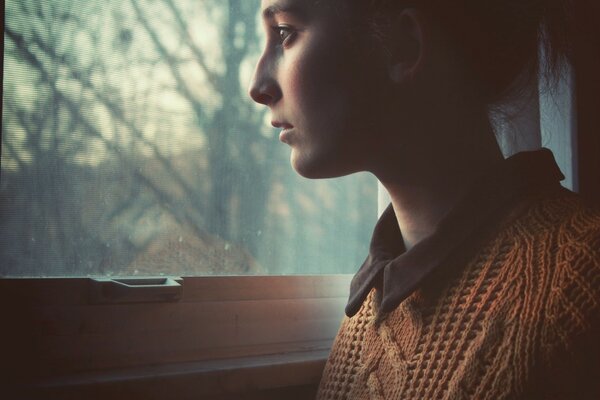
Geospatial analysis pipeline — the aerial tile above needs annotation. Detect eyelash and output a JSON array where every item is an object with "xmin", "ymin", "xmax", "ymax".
[{"xmin": 272, "ymin": 25, "xmax": 296, "ymax": 47}]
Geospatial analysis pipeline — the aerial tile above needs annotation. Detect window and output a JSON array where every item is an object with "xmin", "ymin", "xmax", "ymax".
[
  {"xmin": 1, "ymin": 2, "xmax": 372, "ymax": 397},
  {"xmin": 1, "ymin": 0, "xmax": 378, "ymax": 278}
]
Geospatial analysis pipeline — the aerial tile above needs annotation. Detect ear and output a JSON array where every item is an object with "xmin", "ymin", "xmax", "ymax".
[{"xmin": 386, "ymin": 8, "xmax": 425, "ymax": 84}]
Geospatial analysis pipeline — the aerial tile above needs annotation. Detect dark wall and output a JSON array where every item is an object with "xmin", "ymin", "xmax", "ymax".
[{"xmin": 574, "ymin": 1, "xmax": 600, "ymax": 207}]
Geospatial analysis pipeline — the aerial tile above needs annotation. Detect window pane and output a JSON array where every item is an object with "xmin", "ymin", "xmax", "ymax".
[{"xmin": 1, "ymin": 0, "xmax": 378, "ymax": 277}]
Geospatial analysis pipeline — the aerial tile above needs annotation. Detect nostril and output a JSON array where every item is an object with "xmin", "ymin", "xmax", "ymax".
[
  {"xmin": 253, "ymin": 92, "xmax": 273, "ymax": 105},
  {"xmin": 249, "ymin": 79, "xmax": 281, "ymax": 106},
  {"xmin": 249, "ymin": 85, "xmax": 268, "ymax": 105},
  {"xmin": 250, "ymin": 86, "xmax": 275, "ymax": 105}
]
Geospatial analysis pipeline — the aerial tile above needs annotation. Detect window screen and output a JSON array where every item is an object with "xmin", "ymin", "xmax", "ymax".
[{"xmin": 1, "ymin": 0, "xmax": 378, "ymax": 277}]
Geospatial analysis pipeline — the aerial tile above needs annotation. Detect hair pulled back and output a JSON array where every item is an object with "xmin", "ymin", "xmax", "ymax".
[{"xmin": 351, "ymin": 0, "xmax": 572, "ymax": 105}]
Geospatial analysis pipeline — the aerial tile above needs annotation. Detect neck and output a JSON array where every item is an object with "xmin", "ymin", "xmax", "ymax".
[{"xmin": 375, "ymin": 111, "xmax": 503, "ymax": 250}]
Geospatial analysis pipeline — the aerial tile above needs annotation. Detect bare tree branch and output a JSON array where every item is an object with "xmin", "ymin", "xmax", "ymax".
[
  {"xmin": 7, "ymin": 26, "xmax": 206, "ymax": 217},
  {"xmin": 129, "ymin": 0, "xmax": 208, "ymax": 128},
  {"xmin": 162, "ymin": 0, "xmax": 223, "ymax": 90},
  {"xmin": 5, "ymin": 27, "xmax": 207, "ymax": 235}
]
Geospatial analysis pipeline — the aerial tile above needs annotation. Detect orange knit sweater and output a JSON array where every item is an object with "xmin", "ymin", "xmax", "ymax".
[{"xmin": 317, "ymin": 191, "xmax": 600, "ymax": 399}]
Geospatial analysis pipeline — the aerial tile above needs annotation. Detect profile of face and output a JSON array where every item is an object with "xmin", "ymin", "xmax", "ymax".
[{"xmin": 249, "ymin": 0, "xmax": 394, "ymax": 179}]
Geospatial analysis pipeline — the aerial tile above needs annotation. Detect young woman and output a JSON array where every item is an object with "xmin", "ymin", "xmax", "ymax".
[{"xmin": 249, "ymin": 0, "xmax": 599, "ymax": 398}]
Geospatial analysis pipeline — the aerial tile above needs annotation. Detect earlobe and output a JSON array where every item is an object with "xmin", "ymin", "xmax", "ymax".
[{"xmin": 386, "ymin": 8, "xmax": 424, "ymax": 84}]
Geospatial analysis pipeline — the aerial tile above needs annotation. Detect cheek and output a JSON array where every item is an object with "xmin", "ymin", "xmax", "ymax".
[
  {"xmin": 283, "ymin": 34, "xmax": 389, "ymax": 151},
  {"xmin": 292, "ymin": 53, "xmax": 320, "ymax": 88},
  {"xmin": 285, "ymin": 61, "xmax": 308, "ymax": 109},
  {"xmin": 289, "ymin": 48, "xmax": 353, "ymax": 127}
]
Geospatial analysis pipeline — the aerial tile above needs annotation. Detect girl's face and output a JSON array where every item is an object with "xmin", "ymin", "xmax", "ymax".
[{"xmin": 249, "ymin": 0, "xmax": 391, "ymax": 178}]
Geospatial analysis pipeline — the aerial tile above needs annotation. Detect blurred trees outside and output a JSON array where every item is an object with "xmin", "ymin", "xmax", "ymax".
[{"xmin": 1, "ymin": 0, "xmax": 377, "ymax": 277}]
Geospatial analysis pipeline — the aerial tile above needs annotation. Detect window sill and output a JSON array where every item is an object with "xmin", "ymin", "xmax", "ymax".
[{"xmin": 17, "ymin": 349, "xmax": 328, "ymax": 399}]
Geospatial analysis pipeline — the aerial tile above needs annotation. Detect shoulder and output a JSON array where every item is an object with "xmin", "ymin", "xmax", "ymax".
[
  {"xmin": 500, "ymin": 190, "xmax": 600, "ymax": 395},
  {"xmin": 506, "ymin": 188, "xmax": 600, "ymax": 259},
  {"xmin": 520, "ymin": 189, "xmax": 600, "ymax": 345},
  {"xmin": 523, "ymin": 191, "xmax": 600, "ymax": 397},
  {"xmin": 536, "ymin": 190, "xmax": 600, "ymax": 296},
  {"xmin": 494, "ymin": 189, "xmax": 600, "ymax": 335}
]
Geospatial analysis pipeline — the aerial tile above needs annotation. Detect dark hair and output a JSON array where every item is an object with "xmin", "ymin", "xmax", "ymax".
[{"xmin": 353, "ymin": 0, "xmax": 572, "ymax": 105}]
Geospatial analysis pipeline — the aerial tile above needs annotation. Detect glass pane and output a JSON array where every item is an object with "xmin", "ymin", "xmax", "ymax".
[{"xmin": 1, "ymin": 0, "xmax": 377, "ymax": 277}]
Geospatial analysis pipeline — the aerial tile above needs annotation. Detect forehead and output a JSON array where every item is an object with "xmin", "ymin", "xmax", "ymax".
[
  {"xmin": 260, "ymin": 0, "xmax": 347, "ymax": 22},
  {"xmin": 260, "ymin": 0, "xmax": 311, "ymax": 19}
]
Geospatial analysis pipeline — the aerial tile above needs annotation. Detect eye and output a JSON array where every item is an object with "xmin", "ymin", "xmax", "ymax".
[{"xmin": 272, "ymin": 25, "xmax": 296, "ymax": 47}]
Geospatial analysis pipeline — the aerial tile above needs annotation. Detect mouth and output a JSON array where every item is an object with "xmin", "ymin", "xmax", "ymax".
[
  {"xmin": 271, "ymin": 121, "xmax": 294, "ymax": 144},
  {"xmin": 271, "ymin": 120, "xmax": 293, "ymax": 129}
]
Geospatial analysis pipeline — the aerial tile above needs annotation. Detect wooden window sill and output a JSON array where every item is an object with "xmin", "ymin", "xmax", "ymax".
[{"xmin": 16, "ymin": 349, "xmax": 328, "ymax": 399}]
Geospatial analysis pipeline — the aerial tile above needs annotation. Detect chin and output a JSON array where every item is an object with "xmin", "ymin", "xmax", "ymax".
[{"xmin": 290, "ymin": 150, "xmax": 357, "ymax": 179}]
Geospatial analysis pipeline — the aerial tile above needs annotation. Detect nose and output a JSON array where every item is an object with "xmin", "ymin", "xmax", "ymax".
[{"xmin": 248, "ymin": 55, "xmax": 281, "ymax": 106}]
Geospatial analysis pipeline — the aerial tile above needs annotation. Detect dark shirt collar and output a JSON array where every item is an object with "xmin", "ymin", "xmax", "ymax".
[{"xmin": 345, "ymin": 148, "xmax": 565, "ymax": 317}]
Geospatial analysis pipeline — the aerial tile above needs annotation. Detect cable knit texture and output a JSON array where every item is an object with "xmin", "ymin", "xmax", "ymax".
[{"xmin": 317, "ymin": 191, "xmax": 600, "ymax": 399}]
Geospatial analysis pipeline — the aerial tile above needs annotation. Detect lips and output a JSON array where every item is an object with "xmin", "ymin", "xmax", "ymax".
[
  {"xmin": 271, "ymin": 121, "xmax": 294, "ymax": 144},
  {"xmin": 271, "ymin": 120, "xmax": 293, "ymax": 130}
]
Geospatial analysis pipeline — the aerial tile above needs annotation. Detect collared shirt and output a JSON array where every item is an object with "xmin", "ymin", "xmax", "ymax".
[{"xmin": 345, "ymin": 148, "xmax": 565, "ymax": 317}]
